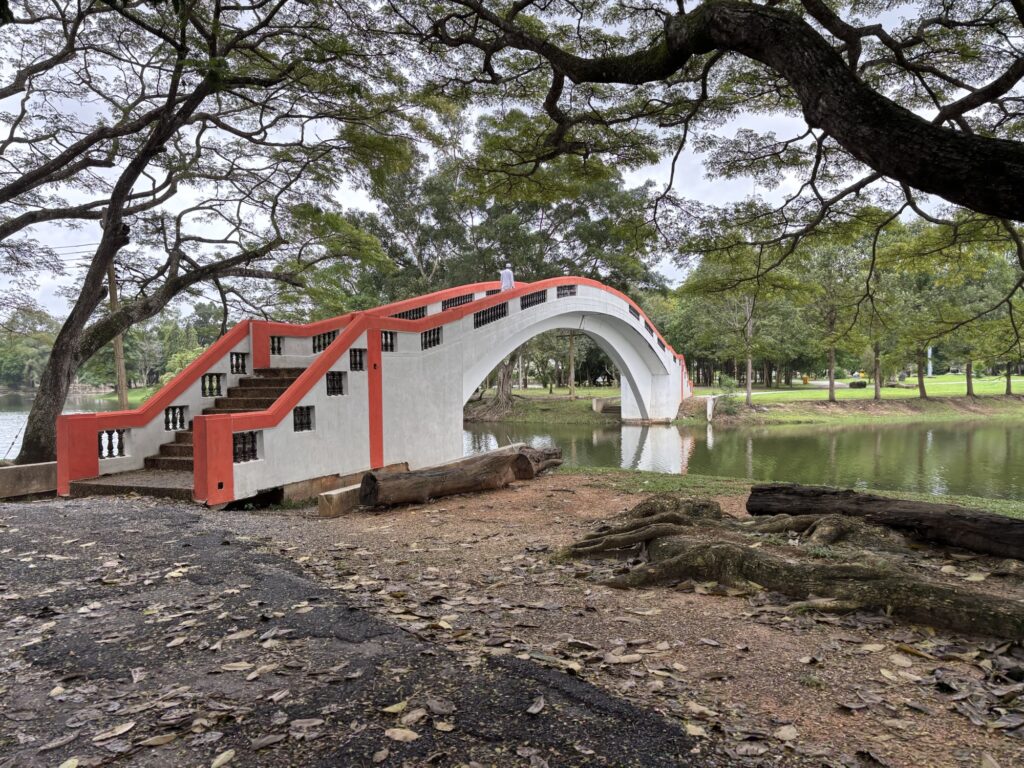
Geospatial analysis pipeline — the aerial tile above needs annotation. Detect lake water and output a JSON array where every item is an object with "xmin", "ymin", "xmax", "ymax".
[
  {"xmin": 0, "ymin": 392, "xmax": 119, "ymax": 460},
  {"xmin": 4, "ymin": 392, "xmax": 1022, "ymax": 501},
  {"xmin": 464, "ymin": 420, "xmax": 1024, "ymax": 501}
]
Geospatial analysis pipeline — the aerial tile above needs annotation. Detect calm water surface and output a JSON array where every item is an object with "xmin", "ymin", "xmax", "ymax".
[
  {"xmin": 4, "ymin": 392, "xmax": 1022, "ymax": 500},
  {"xmin": 0, "ymin": 393, "xmax": 119, "ymax": 460},
  {"xmin": 464, "ymin": 420, "xmax": 1024, "ymax": 501}
]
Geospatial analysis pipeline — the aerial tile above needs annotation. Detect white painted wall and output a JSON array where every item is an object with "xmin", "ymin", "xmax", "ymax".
[
  {"xmin": 232, "ymin": 331, "xmax": 372, "ymax": 499},
  {"xmin": 380, "ymin": 329, "xmax": 464, "ymax": 469}
]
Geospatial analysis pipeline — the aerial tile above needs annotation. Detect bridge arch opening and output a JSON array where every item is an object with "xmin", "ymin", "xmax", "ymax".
[{"xmin": 461, "ymin": 310, "xmax": 675, "ymax": 422}]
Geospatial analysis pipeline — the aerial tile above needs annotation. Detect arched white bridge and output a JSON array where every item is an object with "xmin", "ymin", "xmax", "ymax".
[{"xmin": 57, "ymin": 277, "xmax": 692, "ymax": 505}]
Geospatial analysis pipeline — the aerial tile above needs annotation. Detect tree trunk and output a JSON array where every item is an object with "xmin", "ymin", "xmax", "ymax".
[
  {"xmin": 965, "ymin": 359, "xmax": 975, "ymax": 397},
  {"xmin": 518, "ymin": 446, "xmax": 564, "ymax": 474},
  {"xmin": 16, "ymin": 259, "xmax": 113, "ymax": 463},
  {"xmin": 359, "ymin": 446, "xmax": 559, "ymax": 507},
  {"xmin": 745, "ymin": 355, "xmax": 753, "ymax": 406},
  {"xmin": 747, "ymin": 483, "xmax": 1024, "ymax": 560},
  {"xmin": 873, "ymin": 341, "xmax": 881, "ymax": 401},
  {"xmin": 493, "ymin": 354, "xmax": 516, "ymax": 411},
  {"xmin": 827, "ymin": 345, "xmax": 836, "ymax": 403},
  {"xmin": 106, "ymin": 261, "xmax": 129, "ymax": 410},
  {"xmin": 1007, "ymin": 364, "xmax": 1014, "ymax": 396},
  {"xmin": 916, "ymin": 350, "xmax": 928, "ymax": 399}
]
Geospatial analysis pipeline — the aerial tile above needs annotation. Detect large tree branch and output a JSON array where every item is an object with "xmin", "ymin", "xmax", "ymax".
[{"xmin": 441, "ymin": 0, "xmax": 1024, "ymax": 221}]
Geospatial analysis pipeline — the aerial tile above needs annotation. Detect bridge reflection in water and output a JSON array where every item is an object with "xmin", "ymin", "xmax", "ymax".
[{"xmin": 462, "ymin": 419, "xmax": 1024, "ymax": 501}]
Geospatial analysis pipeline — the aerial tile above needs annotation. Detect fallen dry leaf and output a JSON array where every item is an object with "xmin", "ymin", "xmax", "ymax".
[
  {"xmin": 92, "ymin": 721, "xmax": 135, "ymax": 742},
  {"xmin": 138, "ymin": 733, "xmax": 177, "ymax": 747},
  {"xmin": 384, "ymin": 727, "xmax": 419, "ymax": 742},
  {"xmin": 211, "ymin": 749, "xmax": 236, "ymax": 768},
  {"xmin": 526, "ymin": 695, "xmax": 546, "ymax": 715},
  {"xmin": 774, "ymin": 724, "xmax": 799, "ymax": 742}
]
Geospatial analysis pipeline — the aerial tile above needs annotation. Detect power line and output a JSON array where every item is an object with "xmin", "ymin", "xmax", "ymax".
[{"xmin": 48, "ymin": 242, "xmax": 101, "ymax": 250}]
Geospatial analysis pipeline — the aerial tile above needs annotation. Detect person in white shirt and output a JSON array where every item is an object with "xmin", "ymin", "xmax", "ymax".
[{"xmin": 499, "ymin": 262, "xmax": 515, "ymax": 291}]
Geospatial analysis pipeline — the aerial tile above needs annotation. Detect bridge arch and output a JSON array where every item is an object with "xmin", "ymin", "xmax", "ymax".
[{"xmin": 461, "ymin": 309, "xmax": 674, "ymax": 422}]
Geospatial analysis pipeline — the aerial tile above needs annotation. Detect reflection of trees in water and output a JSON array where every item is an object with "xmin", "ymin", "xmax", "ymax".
[{"xmin": 464, "ymin": 421, "xmax": 1024, "ymax": 500}]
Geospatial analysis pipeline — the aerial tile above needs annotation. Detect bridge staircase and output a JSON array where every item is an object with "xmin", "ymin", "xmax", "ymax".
[{"xmin": 69, "ymin": 368, "xmax": 306, "ymax": 500}]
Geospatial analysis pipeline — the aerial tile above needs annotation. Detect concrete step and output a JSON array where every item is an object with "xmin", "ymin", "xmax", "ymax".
[
  {"xmin": 174, "ymin": 430, "xmax": 194, "ymax": 444},
  {"xmin": 159, "ymin": 442, "xmax": 194, "ymax": 458},
  {"xmin": 201, "ymin": 408, "xmax": 257, "ymax": 415},
  {"xmin": 315, "ymin": 484, "xmax": 362, "ymax": 518},
  {"xmin": 144, "ymin": 455, "xmax": 194, "ymax": 471},
  {"xmin": 213, "ymin": 396, "xmax": 277, "ymax": 410},
  {"xmin": 236, "ymin": 378, "xmax": 298, "ymax": 390},
  {"xmin": 227, "ymin": 386, "xmax": 288, "ymax": 398},
  {"xmin": 69, "ymin": 469, "xmax": 194, "ymax": 502},
  {"xmin": 254, "ymin": 367, "xmax": 306, "ymax": 377}
]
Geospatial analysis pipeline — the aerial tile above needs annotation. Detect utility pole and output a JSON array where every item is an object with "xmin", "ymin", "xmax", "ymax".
[
  {"xmin": 567, "ymin": 330, "xmax": 576, "ymax": 400},
  {"xmin": 107, "ymin": 260, "xmax": 129, "ymax": 409}
]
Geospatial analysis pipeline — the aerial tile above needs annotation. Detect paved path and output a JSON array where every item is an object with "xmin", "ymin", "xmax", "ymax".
[{"xmin": 0, "ymin": 497, "xmax": 762, "ymax": 767}]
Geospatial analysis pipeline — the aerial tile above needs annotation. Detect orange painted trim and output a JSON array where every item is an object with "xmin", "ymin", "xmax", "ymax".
[
  {"xmin": 370, "ymin": 281, "xmax": 503, "ymax": 319},
  {"xmin": 371, "ymin": 277, "xmax": 680, "ymax": 360},
  {"xmin": 193, "ymin": 415, "xmax": 234, "ymax": 504},
  {"xmin": 251, "ymin": 321, "xmax": 271, "ymax": 370},
  {"xmin": 56, "ymin": 414, "xmax": 99, "ymax": 495},
  {"xmin": 366, "ymin": 322, "xmax": 384, "ymax": 468}
]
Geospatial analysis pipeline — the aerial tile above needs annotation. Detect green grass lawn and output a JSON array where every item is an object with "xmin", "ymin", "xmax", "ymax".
[
  {"xmin": 100, "ymin": 386, "xmax": 157, "ymax": 406},
  {"xmin": 737, "ymin": 373, "xmax": 1024, "ymax": 404}
]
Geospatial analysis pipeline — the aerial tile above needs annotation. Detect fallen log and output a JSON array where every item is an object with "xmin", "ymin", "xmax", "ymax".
[
  {"xmin": 747, "ymin": 483, "xmax": 1024, "ymax": 560},
  {"xmin": 359, "ymin": 446, "xmax": 561, "ymax": 507}
]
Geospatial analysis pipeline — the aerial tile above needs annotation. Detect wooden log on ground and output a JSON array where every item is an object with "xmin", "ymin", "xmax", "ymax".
[
  {"xmin": 517, "ymin": 446, "xmax": 563, "ymax": 477},
  {"xmin": 360, "ymin": 451, "xmax": 534, "ymax": 507},
  {"xmin": 747, "ymin": 483, "xmax": 1024, "ymax": 560}
]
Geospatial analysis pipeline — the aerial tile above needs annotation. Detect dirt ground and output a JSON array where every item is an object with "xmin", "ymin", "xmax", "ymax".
[
  {"xmin": 0, "ymin": 496, "xmax": 739, "ymax": 768},
  {"xmin": 207, "ymin": 474, "xmax": 1024, "ymax": 768}
]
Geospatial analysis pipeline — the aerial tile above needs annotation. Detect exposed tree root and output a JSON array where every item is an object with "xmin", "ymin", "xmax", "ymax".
[{"xmin": 562, "ymin": 494, "xmax": 1024, "ymax": 637}]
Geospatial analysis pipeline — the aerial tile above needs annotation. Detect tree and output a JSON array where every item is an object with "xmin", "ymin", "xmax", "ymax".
[
  {"xmin": 396, "ymin": 0, "xmax": 1024, "ymax": 354},
  {"xmin": 397, "ymin": 1, "xmax": 1024, "ymax": 220},
  {"xmin": 2, "ymin": 0, "xmax": 413, "ymax": 462},
  {"xmin": 0, "ymin": 307, "xmax": 57, "ymax": 390}
]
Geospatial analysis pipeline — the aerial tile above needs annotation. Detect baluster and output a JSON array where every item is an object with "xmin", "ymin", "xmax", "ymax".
[
  {"xmin": 98, "ymin": 431, "xmax": 104, "ymax": 459},
  {"xmin": 116, "ymin": 429, "xmax": 126, "ymax": 456}
]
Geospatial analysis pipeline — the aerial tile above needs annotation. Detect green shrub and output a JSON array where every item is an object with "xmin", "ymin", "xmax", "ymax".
[
  {"xmin": 715, "ymin": 395, "xmax": 741, "ymax": 415},
  {"xmin": 848, "ymin": 380, "xmax": 868, "ymax": 389}
]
